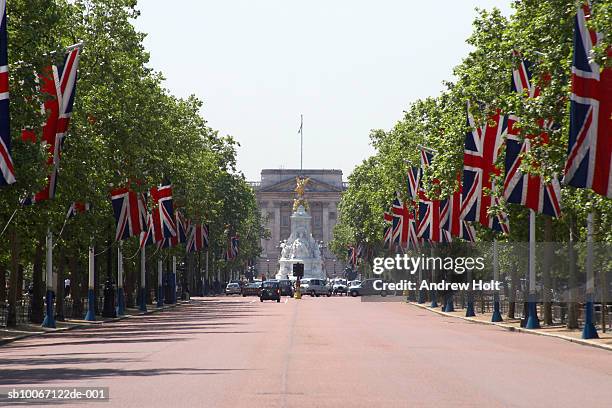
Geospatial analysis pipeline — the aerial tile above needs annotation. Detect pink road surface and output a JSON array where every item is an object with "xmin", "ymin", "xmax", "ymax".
[{"xmin": 1, "ymin": 296, "xmax": 611, "ymax": 407}]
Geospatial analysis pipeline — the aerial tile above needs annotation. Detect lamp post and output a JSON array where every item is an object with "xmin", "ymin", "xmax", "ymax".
[
  {"xmin": 266, "ymin": 259, "xmax": 270, "ymax": 278},
  {"xmin": 333, "ymin": 259, "xmax": 336, "ymax": 276}
]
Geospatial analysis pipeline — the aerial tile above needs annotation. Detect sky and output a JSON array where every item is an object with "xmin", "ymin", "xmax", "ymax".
[{"xmin": 133, "ymin": 0, "xmax": 514, "ymax": 181}]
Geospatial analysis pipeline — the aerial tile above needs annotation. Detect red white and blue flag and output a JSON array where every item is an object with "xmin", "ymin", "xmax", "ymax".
[
  {"xmin": 225, "ymin": 235, "xmax": 239, "ymax": 260},
  {"xmin": 383, "ymin": 211, "xmax": 395, "ymax": 249},
  {"xmin": 22, "ymin": 45, "xmax": 81, "ymax": 203},
  {"xmin": 407, "ymin": 166, "xmax": 420, "ymax": 200},
  {"xmin": 0, "ymin": 0, "xmax": 15, "ymax": 186},
  {"xmin": 348, "ymin": 246, "xmax": 357, "ymax": 266},
  {"xmin": 460, "ymin": 106, "xmax": 510, "ymax": 233},
  {"xmin": 504, "ymin": 58, "xmax": 562, "ymax": 217},
  {"xmin": 111, "ymin": 187, "xmax": 146, "ymax": 241},
  {"xmin": 186, "ymin": 223, "xmax": 208, "ymax": 253},
  {"xmin": 159, "ymin": 210, "xmax": 189, "ymax": 249},
  {"xmin": 441, "ymin": 174, "xmax": 476, "ymax": 242},
  {"xmin": 417, "ymin": 150, "xmax": 451, "ymax": 243},
  {"xmin": 392, "ymin": 192, "xmax": 419, "ymax": 250},
  {"xmin": 150, "ymin": 184, "xmax": 176, "ymax": 242},
  {"xmin": 140, "ymin": 213, "xmax": 157, "ymax": 248},
  {"xmin": 66, "ymin": 201, "xmax": 89, "ymax": 218},
  {"xmin": 563, "ymin": 2, "xmax": 611, "ymax": 198}
]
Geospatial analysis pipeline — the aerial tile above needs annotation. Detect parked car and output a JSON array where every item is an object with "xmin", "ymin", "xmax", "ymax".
[
  {"xmin": 332, "ymin": 279, "xmax": 348, "ymax": 295},
  {"xmin": 278, "ymin": 279, "xmax": 294, "ymax": 297},
  {"xmin": 225, "ymin": 282, "xmax": 241, "ymax": 295},
  {"xmin": 300, "ymin": 278, "xmax": 332, "ymax": 297},
  {"xmin": 242, "ymin": 282, "xmax": 262, "ymax": 297},
  {"xmin": 349, "ymin": 279, "xmax": 388, "ymax": 297},
  {"xmin": 260, "ymin": 281, "xmax": 281, "ymax": 302}
]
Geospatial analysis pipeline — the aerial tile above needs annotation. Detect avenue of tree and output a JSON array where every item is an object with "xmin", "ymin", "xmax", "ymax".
[
  {"xmin": 331, "ymin": 0, "xmax": 611, "ymax": 326},
  {"xmin": 0, "ymin": 0, "xmax": 265, "ymax": 326}
]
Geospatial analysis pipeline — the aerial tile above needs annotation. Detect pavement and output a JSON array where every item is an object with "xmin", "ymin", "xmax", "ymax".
[
  {"xmin": 0, "ymin": 303, "xmax": 186, "ymax": 346},
  {"xmin": 1, "ymin": 296, "xmax": 612, "ymax": 407},
  {"xmin": 409, "ymin": 301, "xmax": 612, "ymax": 351}
]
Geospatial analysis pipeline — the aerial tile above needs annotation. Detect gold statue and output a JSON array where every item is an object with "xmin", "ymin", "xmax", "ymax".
[{"xmin": 293, "ymin": 177, "xmax": 310, "ymax": 212}]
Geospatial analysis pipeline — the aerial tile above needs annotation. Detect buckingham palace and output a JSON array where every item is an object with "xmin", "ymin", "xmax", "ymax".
[{"xmin": 249, "ymin": 169, "xmax": 347, "ymax": 278}]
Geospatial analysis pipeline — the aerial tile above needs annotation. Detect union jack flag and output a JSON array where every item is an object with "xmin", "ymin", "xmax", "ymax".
[
  {"xmin": 66, "ymin": 201, "xmax": 89, "ymax": 219},
  {"xmin": 150, "ymin": 184, "xmax": 176, "ymax": 242},
  {"xmin": 503, "ymin": 58, "xmax": 562, "ymax": 217},
  {"xmin": 347, "ymin": 246, "xmax": 357, "ymax": 266},
  {"xmin": 22, "ymin": 45, "xmax": 81, "ymax": 203},
  {"xmin": 392, "ymin": 193, "xmax": 420, "ymax": 250},
  {"xmin": 417, "ymin": 150, "xmax": 451, "ymax": 242},
  {"xmin": 203, "ymin": 224, "xmax": 210, "ymax": 248},
  {"xmin": 563, "ymin": 2, "xmax": 611, "ymax": 198},
  {"xmin": 383, "ymin": 211, "xmax": 395, "ymax": 249},
  {"xmin": 140, "ymin": 213, "xmax": 157, "ymax": 248},
  {"xmin": 186, "ymin": 223, "xmax": 207, "ymax": 252},
  {"xmin": 111, "ymin": 187, "xmax": 146, "ymax": 241},
  {"xmin": 0, "ymin": 0, "xmax": 14, "ymax": 186},
  {"xmin": 441, "ymin": 174, "xmax": 476, "ymax": 242},
  {"xmin": 159, "ymin": 210, "xmax": 189, "ymax": 249},
  {"xmin": 407, "ymin": 166, "xmax": 420, "ymax": 200},
  {"xmin": 225, "ymin": 235, "xmax": 239, "ymax": 260},
  {"xmin": 460, "ymin": 106, "xmax": 510, "ymax": 233}
]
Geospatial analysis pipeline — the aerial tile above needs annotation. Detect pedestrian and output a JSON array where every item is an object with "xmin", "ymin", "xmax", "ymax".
[{"xmin": 64, "ymin": 278, "xmax": 71, "ymax": 298}]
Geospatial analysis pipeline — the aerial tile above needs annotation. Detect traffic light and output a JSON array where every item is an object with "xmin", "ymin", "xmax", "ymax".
[{"xmin": 293, "ymin": 263, "xmax": 304, "ymax": 278}]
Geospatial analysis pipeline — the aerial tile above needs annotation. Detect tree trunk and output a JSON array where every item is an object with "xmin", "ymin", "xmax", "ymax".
[
  {"xmin": 507, "ymin": 248, "xmax": 520, "ymax": 319},
  {"xmin": 69, "ymin": 252, "xmax": 82, "ymax": 318},
  {"xmin": 0, "ymin": 261, "xmax": 6, "ymax": 304},
  {"xmin": 55, "ymin": 251, "xmax": 65, "ymax": 321},
  {"xmin": 6, "ymin": 226, "xmax": 19, "ymax": 327},
  {"xmin": 30, "ymin": 235, "xmax": 45, "ymax": 324},
  {"xmin": 542, "ymin": 217, "xmax": 553, "ymax": 325},
  {"xmin": 125, "ymin": 257, "xmax": 134, "ymax": 308},
  {"xmin": 16, "ymin": 265, "xmax": 24, "ymax": 301},
  {"xmin": 567, "ymin": 214, "xmax": 579, "ymax": 329}
]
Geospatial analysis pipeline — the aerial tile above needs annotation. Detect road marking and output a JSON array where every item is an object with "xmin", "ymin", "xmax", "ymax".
[
  {"xmin": 284, "ymin": 298, "xmax": 288, "ymax": 304},
  {"xmin": 250, "ymin": 299, "xmax": 256, "ymax": 303}
]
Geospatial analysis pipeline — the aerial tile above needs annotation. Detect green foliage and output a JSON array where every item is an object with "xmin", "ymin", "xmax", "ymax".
[
  {"xmin": 1, "ymin": 0, "xmax": 263, "ymax": 281},
  {"xmin": 332, "ymin": 0, "xmax": 611, "ymax": 261}
]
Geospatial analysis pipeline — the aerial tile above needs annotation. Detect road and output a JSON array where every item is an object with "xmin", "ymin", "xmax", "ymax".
[{"xmin": 1, "ymin": 296, "xmax": 612, "ymax": 407}]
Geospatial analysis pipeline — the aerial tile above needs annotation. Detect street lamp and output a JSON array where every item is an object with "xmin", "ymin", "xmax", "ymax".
[
  {"xmin": 333, "ymin": 259, "xmax": 336, "ymax": 276},
  {"xmin": 266, "ymin": 259, "xmax": 270, "ymax": 278}
]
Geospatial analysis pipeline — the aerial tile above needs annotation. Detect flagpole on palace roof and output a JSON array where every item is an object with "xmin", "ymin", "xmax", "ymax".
[{"xmin": 299, "ymin": 114, "xmax": 303, "ymax": 173}]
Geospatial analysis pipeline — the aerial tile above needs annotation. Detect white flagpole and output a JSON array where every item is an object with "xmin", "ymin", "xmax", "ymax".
[
  {"xmin": 116, "ymin": 242, "xmax": 125, "ymax": 315},
  {"xmin": 583, "ymin": 211, "xmax": 598, "ymax": 338},
  {"xmin": 492, "ymin": 239, "xmax": 502, "ymax": 321},
  {"xmin": 42, "ymin": 228, "xmax": 56, "ymax": 327},
  {"xmin": 157, "ymin": 258, "xmax": 163, "ymax": 307},
  {"xmin": 526, "ymin": 209, "xmax": 540, "ymax": 328},
  {"xmin": 84, "ymin": 242, "xmax": 96, "ymax": 321}
]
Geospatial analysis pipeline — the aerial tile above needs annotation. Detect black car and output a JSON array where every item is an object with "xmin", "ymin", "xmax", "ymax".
[
  {"xmin": 278, "ymin": 279, "xmax": 294, "ymax": 297},
  {"xmin": 260, "ymin": 281, "xmax": 281, "ymax": 302}
]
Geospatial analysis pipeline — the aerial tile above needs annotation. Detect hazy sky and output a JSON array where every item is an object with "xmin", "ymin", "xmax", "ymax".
[{"xmin": 133, "ymin": 0, "xmax": 513, "ymax": 181}]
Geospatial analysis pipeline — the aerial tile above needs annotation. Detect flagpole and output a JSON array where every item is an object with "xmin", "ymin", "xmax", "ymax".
[
  {"xmin": 526, "ymin": 209, "xmax": 540, "ymax": 328},
  {"xmin": 42, "ymin": 228, "xmax": 56, "ymax": 328},
  {"xmin": 116, "ymin": 242, "xmax": 125, "ymax": 315},
  {"xmin": 84, "ymin": 242, "xmax": 96, "ymax": 321},
  {"xmin": 157, "ymin": 258, "xmax": 163, "ymax": 307},
  {"xmin": 582, "ymin": 211, "xmax": 599, "ymax": 338},
  {"xmin": 139, "ymin": 246, "xmax": 147, "ymax": 312},
  {"xmin": 491, "ymin": 239, "xmax": 503, "ymax": 321},
  {"xmin": 300, "ymin": 114, "xmax": 303, "ymax": 172}
]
